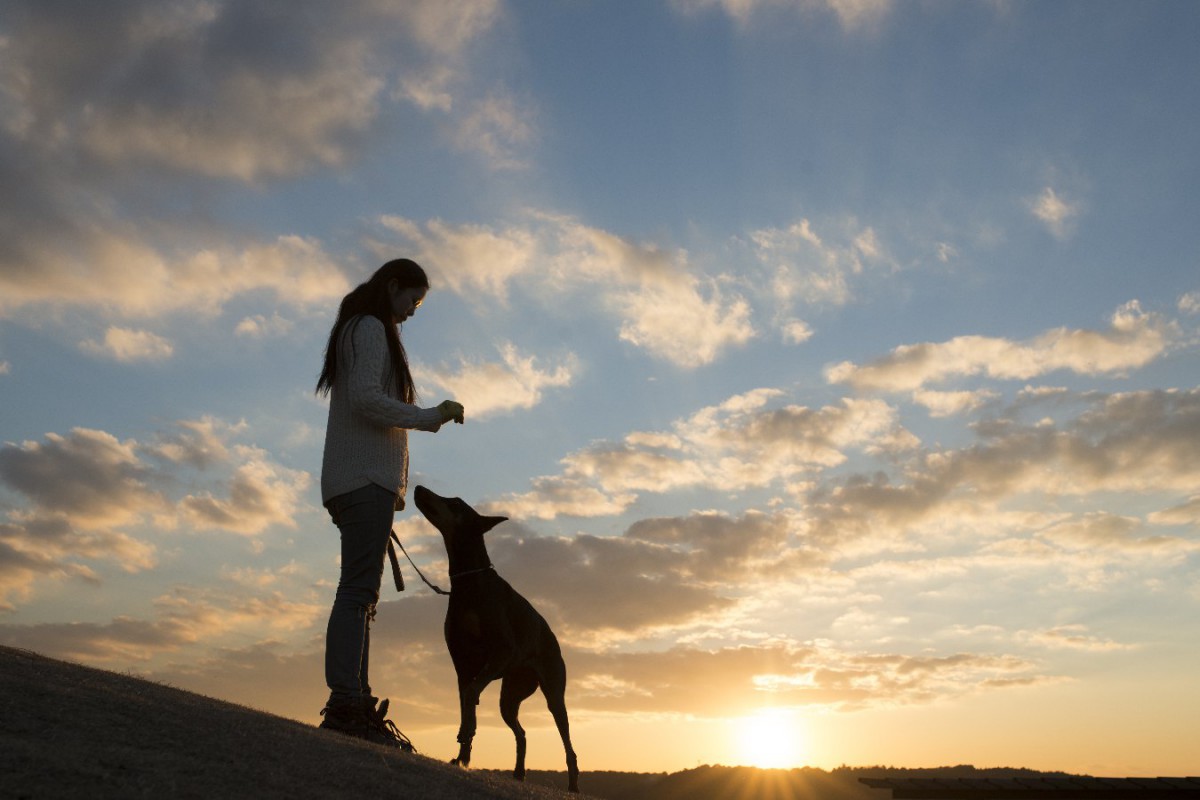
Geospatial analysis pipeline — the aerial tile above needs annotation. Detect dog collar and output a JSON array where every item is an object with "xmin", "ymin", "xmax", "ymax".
[{"xmin": 450, "ymin": 564, "xmax": 494, "ymax": 580}]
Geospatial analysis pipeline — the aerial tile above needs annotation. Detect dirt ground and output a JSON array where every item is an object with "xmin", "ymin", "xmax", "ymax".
[{"xmin": 0, "ymin": 645, "xmax": 585, "ymax": 799}]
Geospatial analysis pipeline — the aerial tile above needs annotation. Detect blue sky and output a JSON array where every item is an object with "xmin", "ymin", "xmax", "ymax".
[{"xmin": 1, "ymin": 0, "xmax": 1198, "ymax": 776}]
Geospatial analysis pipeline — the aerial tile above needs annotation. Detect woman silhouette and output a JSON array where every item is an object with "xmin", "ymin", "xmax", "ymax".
[{"xmin": 315, "ymin": 258, "xmax": 464, "ymax": 747}]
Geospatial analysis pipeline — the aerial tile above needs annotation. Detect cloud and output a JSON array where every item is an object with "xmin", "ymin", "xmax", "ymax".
[
  {"xmin": 0, "ymin": 516, "xmax": 116, "ymax": 611},
  {"xmin": 567, "ymin": 640, "xmax": 1043, "ymax": 716},
  {"xmin": 802, "ymin": 388, "xmax": 1200, "ymax": 550},
  {"xmin": 380, "ymin": 213, "xmax": 757, "ymax": 368},
  {"xmin": 0, "ymin": 0, "xmax": 499, "ymax": 181},
  {"xmin": 1039, "ymin": 513, "xmax": 1198, "ymax": 557},
  {"xmin": 140, "ymin": 416, "xmax": 244, "ymax": 469},
  {"xmin": 0, "ymin": 226, "xmax": 350, "ymax": 320},
  {"xmin": 495, "ymin": 389, "xmax": 917, "ymax": 519},
  {"xmin": 826, "ymin": 302, "xmax": 1174, "ymax": 391},
  {"xmin": 416, "ymin": 342, "xmax": 577, "ymax": 419},
  {"xmin": 1028, "ymin": 186, "xmax": 1080, "ymax": 239},
  {"xmin": 625, "ymin": 510, "xmax": 796, "ymax": 583},
  {"xmin": 1179, "ymin": 291, "xmax": 1200, "ymax": 315},
  {"xmin": 781, "ymin": 318, "xmax": 814, "ymax": 344},
  {"xmin": 0, "ymin": 419, "xmax": 314, "ymax": 568},
  {"xmin": 179, "ymin": 447, "xmax": 311, "ymax": 536},
  {"xmin": 745, "ymin": 217, "xmax": 893, "ymax": 343},
  {"xmin": 0, "ymin": 418, "xmax": 314, "ymax": 608},
  {"xmin": 453, "ymin": 91, "xmax": 539, "ymax": 168},
  {"xmin": 3, "ymin": 1, "xmax": 374, "ymax": 180},
  {"xmin": 80, "ymin": 326, "xmax": 174, "ymax": 362},
  {"xmin": 672, "ymin": 0, "xmax": 894, "ymax": 33},
  {"xmin": 377, "ymin": 216, "xmax": 539, "ymax": 303},
  {"xmin": 1020, "ymin": 625, "xmax": 1137, "ymax": 653},
  {"xmin": 0, "ymin": 582, "xmax": 323, "ymax": 663},
  {"xmin": 495, "ymin": 478, "xmax": 637, "ymax": 522},
  {"xmin": 0, "ymin": 428, "xmax": 165, "ymax": 530},
  {"xmin": 235, "ymin": 313, "xmax": 294, "ymax": 338},
  {"xmin": 541, "ymin": 215, "xmax": 757, "ymax": 367},
  {"xmin": 912, "ymin": 388, "xmax": 999, "ymax": 417},
  {"xmin": 750, "ymin": 218, "xmax": 889, "ymax": 308},
  {"xmin": 1148, "ymin": 496, "xmax": 1200, "ymax": 526}
]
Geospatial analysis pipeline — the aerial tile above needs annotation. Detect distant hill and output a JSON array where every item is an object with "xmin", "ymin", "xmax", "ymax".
[
  {"xmin": 0, "ymin": 645, "xmax": 579, "ymax": 799},
  {"xmin": 515, "ymin": 763, "xmax": 1084, "ymax": 800}
]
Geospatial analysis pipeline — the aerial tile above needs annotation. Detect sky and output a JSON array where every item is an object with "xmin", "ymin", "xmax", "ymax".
[{"xmin": 1, "ymin": 0, "xmax": 1199, "ymax": 779}]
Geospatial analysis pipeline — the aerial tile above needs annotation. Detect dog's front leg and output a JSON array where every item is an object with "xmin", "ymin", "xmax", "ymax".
[{"xmin": 452, "ymin": 678, "xmax": 476, "ymax": 768}]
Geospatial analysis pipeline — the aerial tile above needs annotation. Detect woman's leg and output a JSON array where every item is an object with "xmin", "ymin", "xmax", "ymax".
[{"xmin": 324, "ymin": 484, "xmax": 397, "ymax": 704}]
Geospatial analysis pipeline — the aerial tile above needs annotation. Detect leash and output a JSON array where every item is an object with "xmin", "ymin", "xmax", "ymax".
[
  {"xmin": 388, "ymin": 530, "xmax": 494, "ymax": 596},
  {"xmin": 388, "ymin": 530, "xmax": 449, "ymax": 595}
]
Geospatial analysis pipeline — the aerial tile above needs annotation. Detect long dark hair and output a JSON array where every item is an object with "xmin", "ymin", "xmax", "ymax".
[{"xmin": 316, "ymin": 259, "xmax": 429, "ymax": 403}]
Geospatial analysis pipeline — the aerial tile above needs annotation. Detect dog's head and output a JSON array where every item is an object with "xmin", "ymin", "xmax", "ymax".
[{"xmin": 413, "ymin": 485, "xmax": 507, "ymax": 560}]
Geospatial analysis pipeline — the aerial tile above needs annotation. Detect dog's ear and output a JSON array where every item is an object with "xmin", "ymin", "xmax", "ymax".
[{"xmin": 478, "ymin": 515, "xmax": 508, "ymax": 535}]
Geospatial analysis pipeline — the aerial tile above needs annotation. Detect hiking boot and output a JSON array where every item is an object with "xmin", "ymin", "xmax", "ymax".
[
  {"xmin": 319, "ymin": 699, "xmax": 372, "ymax": 739},
  {"xmin": 319, "ymin": 697, "xmax": 415, "ymax": 752},
  {"xmin": 364, "ymin": 696, "xmax": 416, "ymax": 753}
]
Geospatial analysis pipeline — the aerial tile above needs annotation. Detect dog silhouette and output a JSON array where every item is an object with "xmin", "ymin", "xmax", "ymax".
[{"xmin": 413, "ymin": 485, "xmax": 579, "ymax": 794}]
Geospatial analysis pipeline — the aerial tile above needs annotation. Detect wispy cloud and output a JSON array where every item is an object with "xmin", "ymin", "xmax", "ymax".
[
  {"xmin": 672, "ymin": 0, "xmax": 895, "ymax": 33},
  {"xmin": 0, "ymin": 229, "xmax": 349, "ymax": 320},
  {"xmin": 234, "ymin": 313, "xmax": 294, "ymax": 339},
  {"xmin": 380, "ymin": 213, "xmax": 757, "ymax": 368},
  {"xmin": 0, "ymin": 583, "xmax": 323, "ymax": 663},
  {"xmin": 1020, "ymin": 625, "xmax": 1138, "ymax": 653},
  {"xmin": 1179, "ymin": 291, "xmax": 1200, "ymax": 315},
  {"xmin": 179, "ymin": 447, "xmax": 311, "ymax": 537},
  {"xmin": 80, "ymin": 326, "xmax": 174, "ymax": 362},
  {"xmin": 912, "ymin": 388, "xmax": 999, "ymax": 417},
  {"xmin": 453, "ymin": 91, "xmax": 539, "ymax": 169},
  {"xmin": 0, "ymin": 419, "xmax": 314, "ymax": 556},
  {"xmin": 750, "ymin": 218, "xmax": 889, "ymax": 308},
  {"xmin": 495, "ymin": 389, "xmax": 917, "ymax": 519},
  {"xmin": 416, "ymin": 342, "xmax": 577, "ymax": 419},
  {"xmin": 826, "ymin": 302, "xmax": 1174, "ymax": 392},
  {"xmin": 803, "ymin": 387, "xmax": 1200, "ymax": 554},
  {"xmin": 1028, "ymin": 186, "xmax": 1081, "ymax": 239}
]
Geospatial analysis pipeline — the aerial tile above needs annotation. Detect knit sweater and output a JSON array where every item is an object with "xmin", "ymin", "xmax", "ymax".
[{"xmin": 320, "ymin": 315, "xmax": 444, "ymax": 509}]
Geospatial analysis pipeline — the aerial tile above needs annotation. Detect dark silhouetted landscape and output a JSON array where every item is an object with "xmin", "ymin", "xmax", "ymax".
[{"xmin": 4, "ymin": 644, "xmax": 1130, "ymax": 800}]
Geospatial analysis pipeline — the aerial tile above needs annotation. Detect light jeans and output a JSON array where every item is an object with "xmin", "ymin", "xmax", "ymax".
[{"xmin": 323, "ymin": 483, "xmax": 397, "ymax": 703}]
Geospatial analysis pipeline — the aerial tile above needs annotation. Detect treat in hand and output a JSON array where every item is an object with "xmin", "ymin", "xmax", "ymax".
[{"xmin": 438, "ymin": 400, "xmax": 465, "ymax": 424}]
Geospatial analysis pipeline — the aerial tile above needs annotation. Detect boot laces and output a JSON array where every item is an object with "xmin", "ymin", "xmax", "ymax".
[{"xmin": 368, "ymin": 698, "xmax": 416, "ymax": 753}]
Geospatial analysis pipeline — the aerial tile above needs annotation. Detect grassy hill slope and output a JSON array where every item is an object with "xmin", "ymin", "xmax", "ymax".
[{"xmin": 0, "ymin": 645, "xmax": 581, "ymax": 800}]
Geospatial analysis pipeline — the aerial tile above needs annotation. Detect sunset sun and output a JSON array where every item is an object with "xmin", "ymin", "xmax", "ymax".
[{"xmin": 733, "ymin": 709, "xmax": 808, "ymax": 769}]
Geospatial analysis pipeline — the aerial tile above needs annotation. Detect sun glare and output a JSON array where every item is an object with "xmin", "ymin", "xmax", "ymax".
[{"xmin": 733, "ymin": 709, "xmax": 808, "ymax": 769}]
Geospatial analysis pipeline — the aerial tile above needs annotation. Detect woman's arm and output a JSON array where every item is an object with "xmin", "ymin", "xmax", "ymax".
[{"xmin": 343, "ymin": 316, "xmax": 444, "ymax": 432}]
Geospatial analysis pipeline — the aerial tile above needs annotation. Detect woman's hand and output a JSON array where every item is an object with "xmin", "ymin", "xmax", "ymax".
[{"xmin": 437, "ymin": 400, "xmax": 465, "ymax": 425}]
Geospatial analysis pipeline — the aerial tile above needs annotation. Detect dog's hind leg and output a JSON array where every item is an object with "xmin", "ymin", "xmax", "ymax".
[
  {"xmin": 539, "ymin": 660, "xmax": 579, "ymax": 793},
  {"xmin": 499, "ymin": 667, "xmax": 539, "ymax": 782}
]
